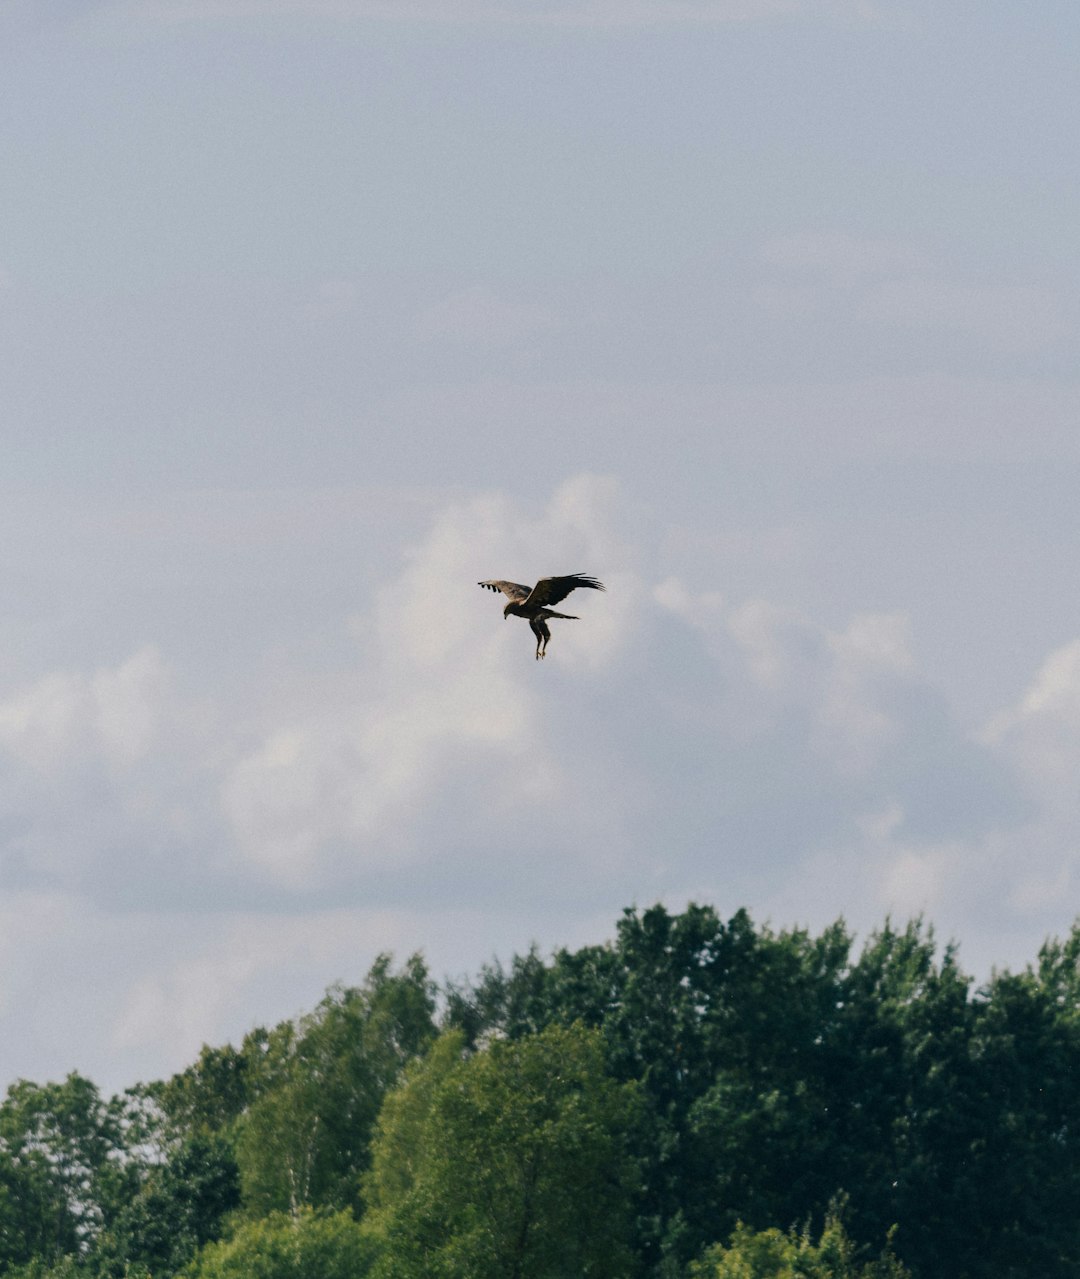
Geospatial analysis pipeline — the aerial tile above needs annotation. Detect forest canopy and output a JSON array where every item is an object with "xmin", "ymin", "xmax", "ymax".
[{"xmin": 3, "ymin": 903, "xmax": 1079, "ymax": 1278}]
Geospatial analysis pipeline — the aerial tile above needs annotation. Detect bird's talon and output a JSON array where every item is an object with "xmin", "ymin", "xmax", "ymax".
[{"xmin": 480, "ymin": 573, "xmax": 605, "ymax": 661}]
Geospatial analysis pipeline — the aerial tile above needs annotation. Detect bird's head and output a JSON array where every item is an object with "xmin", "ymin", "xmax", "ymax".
[{"xmin": 502, "ymin": 603, "xmax": 512, "ymax": 619}]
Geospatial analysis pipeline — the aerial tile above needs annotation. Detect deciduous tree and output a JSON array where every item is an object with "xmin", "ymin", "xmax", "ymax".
[
  {"xmin": 235, "ymin": 954, "xmax": 436, "ymax": 1216},
  {"xmin": 182, "ymin": 1207, "xmax": 376, "ymax": 1279},
  {"xmin": 364, "ymin": 1024, "xmax": 642, "ymax": 1278}
]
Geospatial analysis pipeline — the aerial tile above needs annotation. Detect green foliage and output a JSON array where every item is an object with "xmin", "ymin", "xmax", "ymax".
[
  {"xmin": 449, "ymin": 903, "xmax": 859, "ymax": 1270},
  {"xmin": 901, "ymin": 960, "xmax": 1080, "ymax": 1278},
  {"xmin": 234, "ymin": 953, "xmax": 436, "ymax": 1218},
  {"xmin": 3, "ymin": 1257, "xmax": 96, "ymax": 1279},
  {"xmin": 93, "ymin": 1133, "xmax": 241, "ymax": 1277},
  {"xmin": 363, "ymin": 1024, "xmax": 642, "ymax": 1278},
  {"xmin": 4, "ymin": 908, "xmax": 1080, "ymax": 1279},
  {"xmin": 149, "ymin": 1045, "xmax": 254, "ymax": 1139},
  {"xmin": 444, "ymin": 907, "xmax": 1080, "ymax": 1278},
  {"xmin": 181, "ymin": 1208, "xmax": 376, "ymax": 1279},
  {"xmin": 692, "ymin": 1212, "xmax": 910, "ymax": 1278},
  {"xmin": 688, "ymin": 919, "xmax": 969, "ymax": 1249},
  {"xmin": 0, "ymin": 1073, "xmax": 133, "ymax": 1269}
]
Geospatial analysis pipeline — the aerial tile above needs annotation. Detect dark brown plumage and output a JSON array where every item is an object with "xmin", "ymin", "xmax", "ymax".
[{"xmin": 478, "ymin": 573, "xmax": 605, "ymax": 660}]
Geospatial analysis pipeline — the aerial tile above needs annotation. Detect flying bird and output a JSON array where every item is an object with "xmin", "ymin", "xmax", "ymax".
[{"xmin": 478, "ymin": 573, "xmax": 606, "ymax": 660}]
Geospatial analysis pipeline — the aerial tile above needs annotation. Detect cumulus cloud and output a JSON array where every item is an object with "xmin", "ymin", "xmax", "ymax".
[
  {"xmin": 0, "ymin": 647, "xmax": 167, "ymax": 774},
  {"xmin": 645, "ymin": 575, "xmax": 1042, "ymax": 963},
  {"xmin": 664, "ymin": 589, "xmax": 916, "ymax": 775},
  {"xmin": 985, "ymin": 640, "xmax": 1080, "ymax": 814},
  {"xmin": 0, "ymin": 648, "xmax": 224, "ymax": 903},
  {"xmin": 221, "ymin": 475, "xmax": 633, "ymax": 894},
  {"xmin": 213, "ymin": 524, "xmax": 979, "ymax": 1025},
  {"xmin": 104, "ymin": 895, "xmax": 621, "ymax": 1088},
  {"xmin": 110, "ymin": 908, "xmax": 400, "ymax": 1061},
  {"xmin": 5, "ymin": 474, "xmax": 1080, "ymax": 1088},
  {"xmin": 754, "ymin": 636, "xmax": 1080, "ymax": 972},
  {"xmin": 0, "ymin": 477, "xmax": 1032, "ymax": 930}
]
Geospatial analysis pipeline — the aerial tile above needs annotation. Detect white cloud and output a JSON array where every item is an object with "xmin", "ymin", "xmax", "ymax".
[
  {"xmin": 0, "ymin": 648, "xmax": 224, "ymax": 900},
  {"xmin": 727, "ymin": 599, "xmax": 822, "ymax": 695},
  {"xmin": 647, "ymin": 575, "xmax": 1049, "ymax": 964},
  {"xmin": 879, "ymin": 843, "xmax": 950, "ymax": 916},
  {"xmin": 110, "ymin": 908, "xmax": 402, "ymax": 1059},
  {"xmin": 1015, "ymin": 640, "xmax": 1080, "ymax": 720},
  {"xmin": 221, "ymin": 475, "xmax": 627, "ymax": 889},
  {"xmin": 106, "ymin": 896, "xmax": 624, "ymax": 1082},
  {"xmin": 0, "ymin": 486, "xmax": 1053, "ymax": 943},
  {"xmin": 3, "ymin": 477, "xmax": 1080, "ymax": 1089},
  {"xmin": 718, "ymin": 601, "xmax": 916, "ymax": 773},
  {"xmin": 653, "ymin": 575, "xmax": 723, "ymax": 620},
  {"xmin": 985, "ymin": 639, "xmax": 1080, "ymax": 809},
  {"xmin": 0, "ymin": 647, "xmax": 169, "ymax": 774},
  {"xmin": 815, "ymin": 614, "xmax": 913, "ymax": 771},
  {"xmin": 767, "ymin": 633, "xmax": 1080, "ymax": 971}
]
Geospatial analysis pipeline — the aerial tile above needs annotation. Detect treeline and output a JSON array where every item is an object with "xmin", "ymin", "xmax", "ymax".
[{"xmin": 2, "ymin": 904, "xmax": 1080, "ymax": 1277}]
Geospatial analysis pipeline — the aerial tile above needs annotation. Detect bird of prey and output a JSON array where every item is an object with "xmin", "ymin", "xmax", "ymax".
[{"xmin": 478, "ymin": 573, "xmax": 605, "ymax": 660}]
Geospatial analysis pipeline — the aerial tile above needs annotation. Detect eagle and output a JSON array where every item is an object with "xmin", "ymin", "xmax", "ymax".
[{"xmin": 478, "ymin": 573, "xmax": 605, "ymax": 660}]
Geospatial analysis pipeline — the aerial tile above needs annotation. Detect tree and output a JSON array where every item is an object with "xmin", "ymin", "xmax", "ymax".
[
  {"xmin": 890, "ymin": 954, "xmax": 1080, "ymax": 1279},
  {"xmin": 149, "ymin": 1044, "xmax": 254, "ymax": 1140},
  {"xmin": 2, "ymin": 1258, "xmax": 93, "ymax": 1279},
  {"xmin": 445, "ymin": 906, "xmax": 995, "ymax": 1275},
  {"xmin": 691, "ymin": 1211, "xmax": 910, "ymax": 1279},
  {"xmin": 0, "ymin": 1073, "xmax": 133, "ymax": 1268},
  {"xmin": 363, "ymin": 1024, "xmax": 642, "ymax": 1278},
  {"xmin": 93, "ymin": 1132, "xmax": 241, "ymax": 1277},
  {"xmin": 182, "ymin": 1208, "xmax": 376, "ymax": 1279},
  {"xmin": 235, "ymin": 954, "xmax": 436, "ymax": 1217},
  {"xmin": 450, "ymin": 904, "xmax": 857, "ymax": 1272}
]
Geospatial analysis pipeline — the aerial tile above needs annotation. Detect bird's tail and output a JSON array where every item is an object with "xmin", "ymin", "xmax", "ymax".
[{"xmin": 543, "ymin": 609, "xmax": 578, "ymax": 620}]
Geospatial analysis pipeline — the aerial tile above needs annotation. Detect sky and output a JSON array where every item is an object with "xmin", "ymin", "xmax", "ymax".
[{"xmin": 2, "ymin": 0, "xmax": 1080, "ymax": 1093}]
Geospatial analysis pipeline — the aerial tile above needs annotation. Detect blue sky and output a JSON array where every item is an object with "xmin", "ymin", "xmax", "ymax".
[{"xmin": 2, "ymin": 0, "xmax": 1080, "ymax": 1091}]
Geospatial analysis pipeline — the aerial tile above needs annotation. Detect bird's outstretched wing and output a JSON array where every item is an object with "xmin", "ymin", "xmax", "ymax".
[
  {"xmin": 478, "ymin": 580, "xmax": 532, "ymax": 602},
  {"xmin": 523, "ymin": 573, "xmax": 605, "ymax": 609}
]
